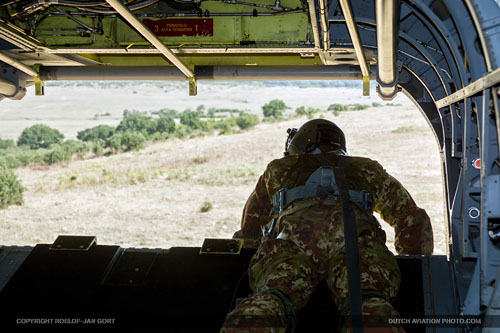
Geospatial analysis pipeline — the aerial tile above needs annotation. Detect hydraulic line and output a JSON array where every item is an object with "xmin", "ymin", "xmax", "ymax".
[
  {"xmin": 221, "ymin": 0, "xmax": 295, "ymax": 12},
  {"xmin": 46, "ymin": 9, "xmax": 303, "ymax": 17},
  {"xmin": 53, "ymin": 7, "xmax": 97, "ymax": 33},
  {"xmin": 75, "ymin": 0, "xmax": 159, "ymax": 14},
  {"xmin": 13, "ymin": 0, "xmax": 153, "ymax": 16}
]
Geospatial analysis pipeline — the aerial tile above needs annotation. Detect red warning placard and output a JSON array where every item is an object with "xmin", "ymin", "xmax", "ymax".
[{"xmin": 143, "ymin": 19, "xmax": 214, "ymax": 37}]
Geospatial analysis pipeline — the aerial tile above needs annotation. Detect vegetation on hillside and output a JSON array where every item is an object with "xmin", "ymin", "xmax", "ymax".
[
  {"xmin": 0, "ymin": 99, "xmax": 386, "ymax": 209},
  {"xmin": 0, "ymin": 166, "xmax": 24, "ymax": 209}
]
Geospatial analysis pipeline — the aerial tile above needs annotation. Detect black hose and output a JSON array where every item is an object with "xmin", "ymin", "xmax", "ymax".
[{"xmin": 75, "ymin": 0, "xmax": 159, "ymax": 14}]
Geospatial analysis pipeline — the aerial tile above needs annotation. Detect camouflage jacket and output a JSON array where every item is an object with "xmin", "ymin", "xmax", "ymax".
[{"xmin": 233, "ymin": 152, "xmax": 434, "ymax": 255}]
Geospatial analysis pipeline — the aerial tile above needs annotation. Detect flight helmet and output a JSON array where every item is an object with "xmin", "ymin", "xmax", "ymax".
[{"xmin": 285, "ymin": 119, "xmax": 346, "ymax": 155}]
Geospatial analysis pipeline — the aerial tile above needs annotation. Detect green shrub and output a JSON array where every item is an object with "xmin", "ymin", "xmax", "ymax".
[
  {"xmin": 149, "ymin": 132, "xmax": 166, "ymax": 142},
  {"xmin": 217, "ymin": 121, "xmax": 235, "ymax": 135},
  {"xmin": 180, "ymin": 110, "xmax": 202, "ymax": 129},
  {"xmin": 295, "ymin": 106, "xmax": 306, "ymax": 116},
  {"xmin": 155, "ymin": 116, "xmax": 175, "ymax": 134},
  {"xmin": 350, "ymin": 104, "xmax": 370, "ymax": 111},
  {"xmin": 262, "ymin": 99, "xmax": 288, "ymax": 118},
  {"xmin": 0, "ymin": 139, "xmax": 15, "ymax": 150},
  {"xmin": 17, "ymin": 124, "xmax": 64, "ymax": 149},
  {"xmin": 391, "ymin": 125, "xmax": 422, "ymax": 133},
  {"xmin": 327, "ymin": 104, "xmax": 348, "ymax": 112},
  {"xmin": 200, "ymin": 201, "xmax": 213, "ymax": 213},
  {"xmin": 105, "ymin": 132, "xmax": 124, "ymax": 152},
  {"xmin": 43, "ymin": 147, "xmax": 67, "ymax": 165},
  {"xmin": 236, "ymin": 113, "xmax": 259, "ymax": 130},
  {"xmin": 62, "ymin": 140, "xmax": 91, "ymax": 155},
  {"xmin": 207, "ymin": 108, "xmax": 216, "ymax": 118},
  {"xmin": 77, "ymin": 125, "xmax": 115, "ymax": 142},
  {"xmin": 121, "ymin": 131, "xmax": 146, "ymax": 151},
  {"xmin": 3, "ymin": 154, "xmax": 22, "ymax": 169},
  {"xmin": 16, "ymin": 149, "xmax": 39, "ymax": 166},
  {"xmin": 92, "ymin": 142, "xmax": 103, "ymax": 156},
  {"xmin": 226, "ymin": 117, "xmax": 239, "ymax": 127},
  {"xmin": 200, "ymin": 120, "xmax": 215, "ymax": 133},
  {"xmin": 151, "ymin": 109, "xmax": 178, "ymax": 118},
  {"xmin": 116, "ymin": 114, "xmax": 157, "ymax": 136},
  {"xmin": 0, "ymin": 147, "xmax": 47, "ymax": 168},
  {"xmin": 174, "ymin": 124, "xmax": 192, "ymax": 138},
  {"xmin": 0, "ymin": 167, "xmax": 25, "ymax": 209},
  {"xmin": 295, "ymin": 106, "xmax": 320, "ymax": 118},
  {"xmin": 372, "ymin": 102, "xmax": 382, "ymax": 107}
]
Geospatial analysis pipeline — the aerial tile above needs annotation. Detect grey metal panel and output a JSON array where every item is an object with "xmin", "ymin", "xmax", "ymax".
[
  {"xmin": 422, "ymin": 255, "xmax": 459, "ymax": 333},
  {"xmin": 466, "ymin": 0, "xmax": 500, "ymax": 70},
  {"xmin": 0, "ymin": 246, "xmax": 33, "ymax": 292}
]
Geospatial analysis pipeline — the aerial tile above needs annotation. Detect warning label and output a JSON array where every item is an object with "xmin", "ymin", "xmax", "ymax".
[{"xmin": 143, "ymin": 19, "xmax": 213, "ymax": 37}]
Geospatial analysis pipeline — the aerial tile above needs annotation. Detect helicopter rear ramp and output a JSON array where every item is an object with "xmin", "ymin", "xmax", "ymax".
[{"xmin": 0, "ymin": 236, "xmax": 458, "ymax": 332}]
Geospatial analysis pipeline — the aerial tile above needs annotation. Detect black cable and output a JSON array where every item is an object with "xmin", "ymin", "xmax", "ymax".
[{"xmin": 228, "ymin": 268, "xmax": 250, "ymax": 313}]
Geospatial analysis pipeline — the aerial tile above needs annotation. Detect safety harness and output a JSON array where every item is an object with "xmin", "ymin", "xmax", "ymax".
[
  {"xmin": 260, "ymin": 155, "xmax": 369, "ymax": 332},
  {"xmin": 271, "ymin": 166, "xmax": 373, "ymax": 216}
]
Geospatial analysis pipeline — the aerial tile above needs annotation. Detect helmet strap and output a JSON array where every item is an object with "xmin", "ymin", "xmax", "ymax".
[{"xmin": 284, "ymin": 128, "xmax": 298, "ymax": 156}]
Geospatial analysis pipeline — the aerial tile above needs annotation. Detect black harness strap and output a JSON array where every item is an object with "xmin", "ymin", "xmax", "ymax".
[{"xmin": 315, "ymin": 154, "xmax": 363, "ymax": 333}]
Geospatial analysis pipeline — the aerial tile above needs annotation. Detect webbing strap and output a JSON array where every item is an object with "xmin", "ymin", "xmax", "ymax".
[
  {"xmin": 277, "ymin": 179, "xmax": 371, "ymax": 211},
  {"xmin": 272, "ymin": 164, "xmax": 373, "ymax": 214},
  {"xmin": 333, "ymin": 165, "xmax": 363, "ymax": 333}
]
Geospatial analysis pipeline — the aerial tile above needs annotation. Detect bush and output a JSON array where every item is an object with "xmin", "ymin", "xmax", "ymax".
[
  {"xmin": 77, "ymin": 125, "xmax": 115, "ymax": 142},
  {"xmin": 155, "ymin": 116, "xmax": 175, "ymax": 134},
  {"xmin": 105, "ymin": 132, "xmax": 124, "ymax": 152},
  {"xmin": 327, "ymin": 104, "xmax": 348, "ymax": 112},
  {"xmin": 62, "ymin": 140, "xmax": 92, "ymax": 155},
  {"xmin": 92, "ymin": 142, "xmax": 103, "ymax": 156},
  {"xmin": 295, "ymin": 106, "xmax": 320, "ymax": 118},
  {"xmin": 17, "ymin": 124, "xmax": 64, "ymax": 149},
  {"xmin": 116, "ymin": 114, "xmax": 157, "ymax": 137},
  {"xmin": 151, "ymin": 109, "xmax": 178, "ymax": 118},
  {"xmin": 174, "ymin": 124, "xmax": 192, "ymax": 138},
  {"xmin": 0, "ymin": 139, "xmax": 15, "ymax": 150},
  {"xmin": 216, "ymin": 121, "xmax": 235, "ymax": 135},
  {"xmin": 149, "ymin": 132, "xmax": 167, "ymax": 142},
  {"xmin": 121, "ymin": 131, "xmax": 146, "ymax": 151},
  {"xmin": 105, "ymin": 131, "xmax": 145, "ymax": 152},
  {"xmin": 43, "ymin": 146, "xmax": 67, "ymax": 165},
  {"xmin": 180, "ymin": 110, "xmax": 202, "ymax": 129},
  {"xmin": 350, "ymin": 104, "xmax": 370, "ymax": 111},
  {"xmin": 262, "ymin": 99, "xmax": 288, "ymax": 118},
  {"xmin": 200, "ymin": 201, "xmax": 213, "ymax": 213},
  {"xmin": 200, "ymin": 120, "xmax": 215, "ymax": 133},
  {"xmin": 236, "ymin": 113, "xmax": 259, "ymax": 130},
  {"xmin": 2, "ymin": 154, "xmax": 22, "ymax": 169},
  {"xmin": 0, "ymin": 167, "xmax": 25, "ymax": 209}
]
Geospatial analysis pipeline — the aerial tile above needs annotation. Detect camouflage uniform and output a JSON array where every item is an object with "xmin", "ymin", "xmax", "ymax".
[{"xmin": 222, "ymin": 152, "xmax": 433, "ymax": 332}]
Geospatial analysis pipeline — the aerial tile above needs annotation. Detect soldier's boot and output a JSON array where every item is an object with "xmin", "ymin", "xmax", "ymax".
[
  {"xmin": 220, "ymin": 293, "xmax": 287, "ymax": 333},
  {"xmin": 340, "ymin": 296, "xmax": 405, "ymax": 333},
  {"xmin": 360, "ymin": 297, "xmax": 406, "ymax": 333}
]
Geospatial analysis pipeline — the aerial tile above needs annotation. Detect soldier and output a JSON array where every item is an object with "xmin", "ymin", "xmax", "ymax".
[{"xmin": 221, "ymin": 119, "xmax": 433, "ymax": 333}]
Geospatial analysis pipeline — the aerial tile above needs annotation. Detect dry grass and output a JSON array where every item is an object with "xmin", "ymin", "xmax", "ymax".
[{"xmin": 0, "ymin": 85, "xmax": 446, "ymax": 255}]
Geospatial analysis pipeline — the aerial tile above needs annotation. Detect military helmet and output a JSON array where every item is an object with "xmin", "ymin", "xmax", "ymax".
[{"xmin": 285, "ymin": 119, "xmax": 346, "ymax": 155}]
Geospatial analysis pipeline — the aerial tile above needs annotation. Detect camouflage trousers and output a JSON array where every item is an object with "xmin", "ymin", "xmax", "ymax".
[{"xmin": 221, "ymin": 205, "xmax": 404, "ymax": 333}]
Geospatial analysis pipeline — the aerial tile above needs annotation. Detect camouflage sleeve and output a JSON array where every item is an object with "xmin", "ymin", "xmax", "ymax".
[
  {"xmin": 366, "ymin": 161, "xmax": 434, "ymax": 255},
  {"xmin": 232, "ymin": 171, "xmax": 273, "ymax": 240}
]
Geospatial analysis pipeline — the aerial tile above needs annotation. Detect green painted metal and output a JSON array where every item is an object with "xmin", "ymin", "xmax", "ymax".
[
  {"xmin": 27, "ymin": 0, "xmax": 308, "ymax": 48},
  {"xmin": 87, "ymin": 54, "xmax": 323, "ymax": 66},
  {"xmin": 2, "ymin": 0, "xmax": 313, "ymax": 67}
]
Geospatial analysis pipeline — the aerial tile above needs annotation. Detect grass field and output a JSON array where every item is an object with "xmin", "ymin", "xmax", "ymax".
[{"xmin": 0, "ymin": 83, "xmax": 446, "ymax": 255}]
